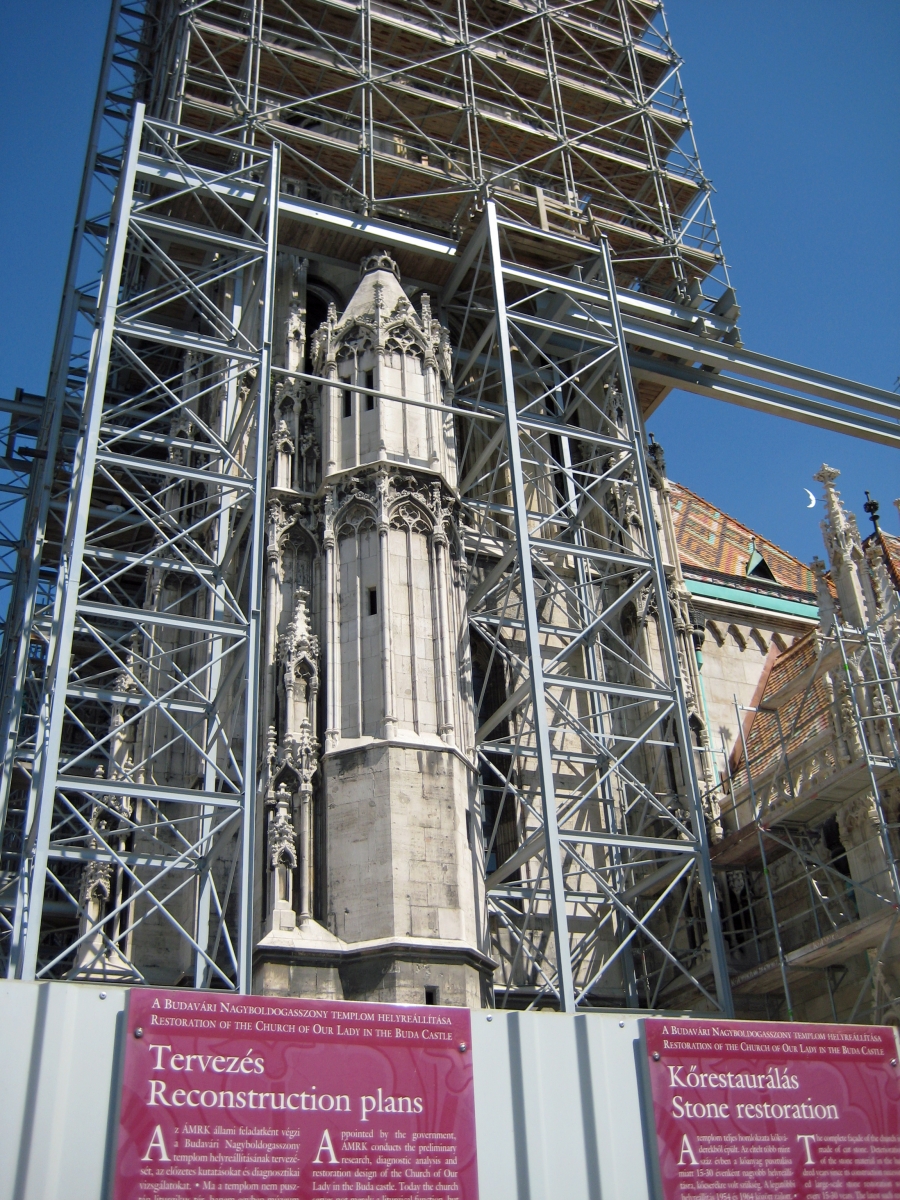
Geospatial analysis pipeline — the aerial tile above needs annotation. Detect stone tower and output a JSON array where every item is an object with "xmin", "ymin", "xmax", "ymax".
[{"xmin": 255, "ymin": 254, "xmax": 491, "ymax": 1006}]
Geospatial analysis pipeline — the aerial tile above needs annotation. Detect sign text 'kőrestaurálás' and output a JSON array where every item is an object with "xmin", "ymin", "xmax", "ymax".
[{"xmin": 644, "ymin": 1016, "xmax": 900, "ymax": 1199}]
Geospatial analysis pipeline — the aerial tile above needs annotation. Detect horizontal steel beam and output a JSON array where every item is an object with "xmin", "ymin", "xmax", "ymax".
[
  {"xmin": 278, "ymin": 193, "xmax": 460, "ymax": 260},
  {"xmin": 76, "ymin": 601, "xmax": 246, "ymax": 636},
  {"xmin": 498, "ymin": 262, "xmax": 732, "ymax": 337},
  {"xmin": 131, "ymin": 212, "xmax": 265, "ymax": 255},
  {"xmin": 631, "ymin": 357, "xmax": 900, "ymax": 448},
  {"xmin": 623, "ymin": 313, "xmax": 900, "ymax": 420},
  {"xmin": 486, "ymin": 827, "xmax": 698, "ymax": 891},
  {"xmin": 82, "ymin": 546, "xmax": 216, "ymax": 578},
  {"xmin": 127, "ymin": 176, "xmax": 895, "ymax": 446},
  {"xmin": 96, "ymin": 450, "xmax": 253, "ymax": 490},
  {"xmin": 137, "ymin": 156, "xmax": 460, "ymax": 260},
  {"xmin": 66, "ymin": 684, "xmax": 207, "ymax": 715},
  {"xmin": 48, "ymin": 846, "xmax": 193, "ymax": 870},
  {"xmin": 54, "ymin": 775, "xmax": 242, "ymax": 808},
  {"xmin": 114, "ymin": 319, "xmax": 259, "ymax": 361},
  {"xmin": 0, "ymin": 396, "xmax": 44, "ymax": 418},
  {"xmin": 490, "ymin": 259, "xmax": 899, "ymax": 443}
]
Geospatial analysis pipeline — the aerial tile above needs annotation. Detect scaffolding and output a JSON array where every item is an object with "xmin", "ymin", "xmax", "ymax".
[
  {"xmin": 1, "ymin": 0, "xmax": 898, "ymax": 1012},
  {"xmin": 0, "ymin": 0, "xmax": 150, "ymax": 975},
  {"xmin": 714, "ymin": 606, "xmax": 900, "ymax": 1023}
]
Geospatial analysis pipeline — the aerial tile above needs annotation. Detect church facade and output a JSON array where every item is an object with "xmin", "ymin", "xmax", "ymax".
[{"xmin": 248, "ymin": 250, "xmax": 900, "ymax": 1020}]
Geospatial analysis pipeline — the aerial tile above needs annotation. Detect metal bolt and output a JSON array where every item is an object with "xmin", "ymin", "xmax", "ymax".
[
  {"xmin": 458, "ymin": 1042, "xmax": 468, "ymax": 1053},
  {"xmin": 487, "ymin": 1016, "xmax": 493, "ymax": 1022},
  {"xmin": 619, "ymin": 1020, "xmax": 625, "ymax": 1027},
  {"xmin": 99, "ymin": 991, "xmax": 107, "ymax": 1000},
  {"xmin": 134, "ymin": 1027, "xmax": 144, "ymax": 1039},
  {"xmin": 892, "ymin": 1059, "xmax": 897, "ymax": 1067},
  {"xmin": 653, "ymin": 1051, "xmax": 660, "ymax": 1061}
]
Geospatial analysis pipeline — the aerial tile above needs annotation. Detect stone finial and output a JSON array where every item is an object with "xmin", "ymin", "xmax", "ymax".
[
  {"xmin": 812, "ymin": 463, "xmax": 840, "ymax": 488},
  {"xmin": 813, "ymin": 465, "xmax": 872, "ymax": 630}
]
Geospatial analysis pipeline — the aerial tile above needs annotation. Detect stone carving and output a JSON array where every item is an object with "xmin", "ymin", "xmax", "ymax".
[{"xmin": 269, "ymin": 787, "xmax": 298, "ymax": 871}]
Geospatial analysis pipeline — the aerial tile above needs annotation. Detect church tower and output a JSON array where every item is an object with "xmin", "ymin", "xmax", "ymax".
[{"xmin": 255, "ymin": 254, "xmax": 490, "ymax": 1006}]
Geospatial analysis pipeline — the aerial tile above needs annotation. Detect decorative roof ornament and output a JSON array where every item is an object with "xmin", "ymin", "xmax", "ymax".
[
  {"xmin": 863, "ymin": 490, "xmax": 880, "ymax": 531},
  {"xmin": 812, "ymin": 463, "xmax": 872, "ymax": 629},
  {"xmin": 359, "ymin": 250, "xmax": 401, "ymax": 280}
]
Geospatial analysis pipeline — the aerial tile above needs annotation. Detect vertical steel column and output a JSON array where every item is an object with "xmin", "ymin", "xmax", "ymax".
[
  {"xmin": 600, "ymin": 236, "xmax": 733, "ymax": 1015},
  {"xmin": 8, "ymin": 97, "xmax": 278, "ymax": 989},
  {"xmin": 614, "ymin": 0, "xmax": 685, "ymax": 291},
  {"xmin": 486, "ymin": 200, "xmax": 576, "ymax": 1012},
  {"xmin": 238, "ymin": 143, "xmax": 280, "ymax": 995},
  {"xmin": 360, "ymin": 0, "xmax": 375, "ymax": 212}
]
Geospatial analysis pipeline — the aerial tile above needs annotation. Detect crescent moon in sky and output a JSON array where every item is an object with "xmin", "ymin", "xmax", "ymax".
[{"xmin": 804, "ymin": 489, "xmax": 816, "ymax": 509}]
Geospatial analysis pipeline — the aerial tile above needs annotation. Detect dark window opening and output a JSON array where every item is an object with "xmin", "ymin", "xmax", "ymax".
[
  {"xmin": 304, "ymin": 291, "xmax": 330, "ymax": 375},
  {"xmin": 724, "ymin": 873, "xmax": 754, "ymax": 950},
  {"xmin": 365, "ymin": 369, "xmax": 375, "ymax": 409},
  {"xmin": 746, "ymin": 541, "xmax": 778, "ymax": 582},
  {"xmin": 747, "ymin": 557, "xmax": 777, "ymax": 582},
  {"xmin": 368, "ymin": 587, "xmax": 378, "ymax": 616},
  {"xmin": 471, "ymin": 634, "xmax": 519, "ymax": 879},
  {"xmin": 821, "ymin": 815, "xmax": 858, "ymax": 920},
  {"xmin": 424, "ymin": 986, "xmax": 438, "ymax": 1005},
  {"xmin": 343, "ymin": 389, "xmax": 352, "ymax": 418},
  {"xmin": 822, "ymin": 815, "xmax": 851, "ymax": 878}
]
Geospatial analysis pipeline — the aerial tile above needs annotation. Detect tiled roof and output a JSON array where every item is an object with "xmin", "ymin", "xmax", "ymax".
[
  {"xmin": 732, "ymin": 631, "xmax": 832, "ymax": 783},
  {"xmin": 865, "ymin": 530, "xmax": 900, "ymax": 592},
  {"xmin": 670, "ymin": 482, "xmax": 816, "ymax": 594}
]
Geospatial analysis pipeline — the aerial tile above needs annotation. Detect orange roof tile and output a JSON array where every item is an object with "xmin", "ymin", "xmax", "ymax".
[
  {"xmin": 670, "ymin": 482, "xmax": 816, "ymax": 594},
  {"xmin": 732, "ymin": 631, "xmax": 832, "ymax": 784},
  {"xmin": 865, "ymin": 530, "xmax": 900, "ymax": 592}
]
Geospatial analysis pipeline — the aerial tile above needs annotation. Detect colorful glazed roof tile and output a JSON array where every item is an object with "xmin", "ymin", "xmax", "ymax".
[
  {"xmin": 670, "ymin": 482, "xmax": 816, "ymax": 594},
  {"xmin": 865, "ymin": 530, "xmax": 900, "ymax": 592},
  {"xmin": 731, "ymin": 630, "xmax": 832, "ymax": 784}
]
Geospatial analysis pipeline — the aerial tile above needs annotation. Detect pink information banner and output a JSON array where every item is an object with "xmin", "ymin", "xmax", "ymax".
[
  {"xmin": 113, "ymin": 989, "xmax": 478, "ymax": 1200},
  {"xmin": 644, "ymin": 1016, "xmax": 900, "ymax": 1200}
]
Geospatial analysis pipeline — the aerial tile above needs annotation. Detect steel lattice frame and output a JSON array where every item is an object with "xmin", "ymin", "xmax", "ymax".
[
  {"xmin": 2, "ymin": 0, "xmax": 899, "ymax": 1005},
  {"xmin": 0, "ymin": 0, "xmax": 152, "ymax": 970},
  {"xmin": 441, "ymin": 204, "xmax": 731, "ymax": 1010},
  {"xmin": 7, "ymin": 107, "xmax": 279, "ymax": 990},
  {"xmin": 147, "ymin": 0, "xmax": 728, "ymax": 303}
]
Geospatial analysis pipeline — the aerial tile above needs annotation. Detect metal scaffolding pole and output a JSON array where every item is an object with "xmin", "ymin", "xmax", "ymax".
[
  {"xmin": 8, "ymin": 104, "xmax": 279, "ymax": 991},
  {"xmin": 719, "ymin": 608, "xmax": 900, "ymax": 1022}
]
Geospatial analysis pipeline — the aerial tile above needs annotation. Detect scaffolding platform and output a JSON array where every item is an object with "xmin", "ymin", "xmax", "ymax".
[
  {"xmin": 709, "ymin": 821, "xmax": 791, "ymax": 871},
  {"xmin": 731, "ymin": 908, "xmax": 899, "ymax": 995},
  {"xmin": 761, "ymin": 759, "xmax": 899, "ymax": 827}
]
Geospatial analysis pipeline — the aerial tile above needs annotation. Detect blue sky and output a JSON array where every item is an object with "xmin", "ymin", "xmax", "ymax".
[
  {"xmin": 656, "ymin": 1, "xmax": 900, "ymax": 562},
  {"xmin": 0, "ymin": 1, "xmax": 897, "ymax": 566}
]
